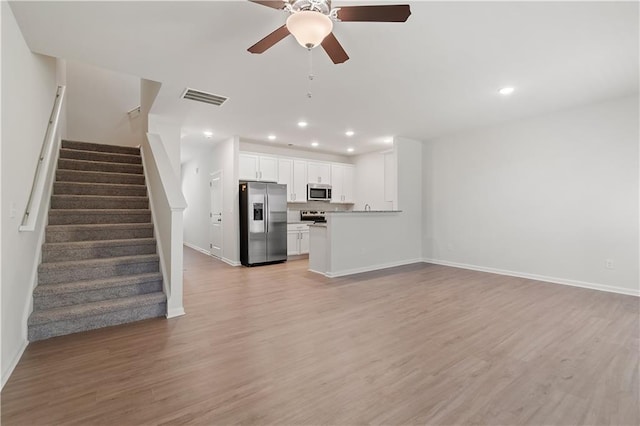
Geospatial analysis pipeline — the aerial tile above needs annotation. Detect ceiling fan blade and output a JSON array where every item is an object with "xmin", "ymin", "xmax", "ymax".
[
  {"xmin": 336, "ymin": 5, "xmax": 411, "ymax": 22},
  {"xmin": 321, "ymin": 32, "xmax": 349, "ymax": 64},
  {"xmin": 249, "ymin": 0, "xmax": 287, "ymax": 10},
  {"xmin": 248, "ymin": 25, "xmax": 291, "ymax": 54}
]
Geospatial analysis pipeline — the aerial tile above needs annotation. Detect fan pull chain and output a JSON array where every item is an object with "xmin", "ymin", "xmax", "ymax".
[{"xmin": 307, "ymin": 47, "xmax": 314, "ymax": 99}]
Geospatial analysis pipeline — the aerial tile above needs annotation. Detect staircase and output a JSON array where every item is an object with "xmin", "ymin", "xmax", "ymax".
[{"xmin": 28, "ymin": 140, "xmax": 166, "ymax": 341}]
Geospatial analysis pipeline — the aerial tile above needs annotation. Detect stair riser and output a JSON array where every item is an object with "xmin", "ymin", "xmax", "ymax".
[
  {"xmin": 54, "ymin": 183, "xmax": 147, "ymax": 197},
  {"xmin": 28, "ymin": 302, "xmax": 166, "ymax": 341},
  {"xmin": 56, "ymin": 170, "xmax": 145, "ymax": 185},
  {"xmin": 34, "ymin": 281, "xmax": 163, "ymax": 310},
  {"xmin": 51, "ymin": 197, "xmax": 148, "ymax": 210},
  {"xmin": 59, "ymin": 149, "xmax": 141, "ymax": 165},
  {"xmin": 48, "ymin": 212, "xmax": 151, "ymax": 225},
  {"xmin": 58, "ymin": 158, "xmax": 143, "ymax": 175},
  {"xmin": 62, "ymin": 140, "xmax": 140, "ymax": 156},
  {"xmin": 39, "ymin": 260, "xmax": 160, "ymax": 285},
  {"xmin": 42, "ymin": 243, "xmax": 157, "ymax": 262},
  {"xmin": 46, "ymin": 227, "xmax": 154, "ymax": 243}
]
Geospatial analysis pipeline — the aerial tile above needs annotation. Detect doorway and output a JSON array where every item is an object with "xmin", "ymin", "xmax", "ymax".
[{"xmin": 210, "ymin": 170, "xmax": 223, "ymax": 258}]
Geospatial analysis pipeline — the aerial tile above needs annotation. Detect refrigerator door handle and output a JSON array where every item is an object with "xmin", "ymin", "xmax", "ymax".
[{"xmin": 264, "ymin": 194, "xmax": 268, "ymax": 233}]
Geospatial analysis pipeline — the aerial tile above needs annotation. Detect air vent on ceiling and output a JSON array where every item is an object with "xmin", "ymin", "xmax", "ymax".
[{"xmin": 181, "ymin": 88, "xmax": 228, "ymax": 106}]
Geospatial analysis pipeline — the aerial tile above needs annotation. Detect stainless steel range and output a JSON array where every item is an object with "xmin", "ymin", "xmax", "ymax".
[{"xmin": 300, "ymin": 210, "xmax": 326, "ymax": 223}]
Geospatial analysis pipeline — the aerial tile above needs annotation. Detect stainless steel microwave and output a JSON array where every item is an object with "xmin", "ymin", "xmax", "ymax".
[{"xmin": 307, "ymin": 183, "xmax": 332, "ymax": 201}]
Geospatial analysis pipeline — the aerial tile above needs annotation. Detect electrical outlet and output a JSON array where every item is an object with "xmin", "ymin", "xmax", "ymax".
[
  {"xmin": 9, "ymin": 201, "xmax": 17, "ymax": 219},
  {"xmin": 605, "ymin": 259, "xmax": 614, "ymax": 270}
]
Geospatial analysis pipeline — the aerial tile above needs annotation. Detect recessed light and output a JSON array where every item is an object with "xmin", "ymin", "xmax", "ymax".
[
  {"xmin": 499, "ymin": 87, "xmax": 515, "ymax": 95},
  {"xmin": 268, "ymin": 134, "xmax": 276, "ymax": 141},
  {"xmin": 347, "ymin": 147, "xmax": 354, "ymax": 153},
  {"xmin": 345, "ymin": 130, "xmax": 355, "ymax": 137},
  {"xmin": 298, "ymin": 121, "xmax": 308, "ymax": 128},
  {"xmin": 311, "ymin": 142, "xmax": 319, "ymax": 147},
  {"xmin": 203, "ymin": 131, "xmax": 213, "ymax": 138}
]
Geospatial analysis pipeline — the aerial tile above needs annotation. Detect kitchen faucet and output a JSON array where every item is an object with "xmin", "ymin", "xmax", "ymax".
[{"xmin": 364, "ymin": 204, "xmax": 371, "ymax": 211}]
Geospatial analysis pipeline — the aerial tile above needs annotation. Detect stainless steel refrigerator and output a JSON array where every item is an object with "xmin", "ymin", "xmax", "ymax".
[{"xmin": 239, "ymin": 182, "xmax": 287, "ymax": 266}]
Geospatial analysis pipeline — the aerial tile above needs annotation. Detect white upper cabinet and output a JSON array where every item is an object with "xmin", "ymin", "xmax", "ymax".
[
  {"xmin": 307, "ymin": 162, "xmax": 331, "ymax": 184},
  {"xmin": 331, "ymin": 163, "xmax": 354, "ymax": 203},
  {"xmin": 278, "ymin": 158, "xmax": 308, "ymax": 203},
  {"xmin": 292, "ymin": 160, "xmax": 308, "ymax": 202},
  {"xmin": 239, "ymin": 153, "xmax": 278, "ymax": 182}
]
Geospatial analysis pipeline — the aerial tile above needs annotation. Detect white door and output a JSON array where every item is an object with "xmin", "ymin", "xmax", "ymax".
[
  {"xmin": 330, "ymin": 164, "xmax": 343, "ymax": 203},
  {"xmin": 287, "ymin": 231, "xmax": 299, "ymax": 255},
  {"xmin": 300, "ymin": 231, "xmax": 310, "ymax": 254},
  {"xmin": 210, "ymin": 171, "xmax": 223, "ymax": 258}
]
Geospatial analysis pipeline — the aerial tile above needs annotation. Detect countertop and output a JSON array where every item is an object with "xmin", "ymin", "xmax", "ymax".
[{"xmin": 326, "ymin": 210, "xmax": 403, "ymax": 213}]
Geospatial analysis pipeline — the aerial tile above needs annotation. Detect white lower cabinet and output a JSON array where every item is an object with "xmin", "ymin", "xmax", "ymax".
[{"xmin": 287, "ymin": 223, "xmax": 310, "ymax": 255}]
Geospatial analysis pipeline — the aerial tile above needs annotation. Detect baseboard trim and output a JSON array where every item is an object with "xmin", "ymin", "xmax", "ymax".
[
  {"xmin": 166, "ymin": 307, "xmax": 186, "ymax": 318},
  {"xmin": 325, "ymin": 258, "xmax": 423, "ymax": 278},
  {"xmin": 221, "ymin": 257, "xmax": 241, "ymax": 267},
  {"xmin": 183, "ymin": 242, "xmax": 211, "ymax": 256},
  {"xmin": 422, "ymin": 258, "xmax": 640, "ymax": 297},
  {"xmin": 1, "ymin": 338, "xmax": 28, "ymax": 390}
]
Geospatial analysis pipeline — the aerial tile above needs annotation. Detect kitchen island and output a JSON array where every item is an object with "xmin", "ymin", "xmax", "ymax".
[{"xmin": 308, "ymin": 210, "xmax": 421, "ymax": 277}]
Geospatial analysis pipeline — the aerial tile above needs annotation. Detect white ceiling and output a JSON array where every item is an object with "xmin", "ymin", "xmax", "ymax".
[{"xmin": 10, "ymin": 1, "xmax": 639, "ymax": 156}]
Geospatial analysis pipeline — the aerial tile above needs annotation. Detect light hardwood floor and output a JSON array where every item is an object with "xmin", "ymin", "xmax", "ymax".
[{"xmin": 2, "ymin": 247, "xmax": 639, "ymax": 425}]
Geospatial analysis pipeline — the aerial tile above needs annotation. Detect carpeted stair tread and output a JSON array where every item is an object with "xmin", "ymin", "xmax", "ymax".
[
  {"xmin": 54, "ymin": 181, "xmax": 147, "ymax": 196},
  {"xmin": 38, "ymin": 254, "xmax": 160, "ymax": 285},
  {"xmin": 56, "ymin": 169, "xmax": 145, "ymax": 185},
  {"xmin": 51, "ymin": 194, "xmax": 149, "ymax": 210},
  {"xmin": 43, "ymin": 237, "xmax": 156, "ymax": 250},
  {"xmin": 48, "ymin": 209, "xmax": 151, "ymax": 225},
  {"xmin": 45, "ymin": 223, "xmax": 154, "ymax": 243},
  {"xmin": 28, "ymin": 292, "xmax": 166, "ymax": 326},
  {"xmin": 42, "ymin": 238, "xmax": 157, "ymax": 262},
  {"xmin": 58, "ymin": 158, "xmax": 143, "ymax": 174},
  {"xmin": 62, "ymin": 140, "xmax": 140, "ymax": 156},
  {"xmin": 38, "ymin": 253, "xmax": 159, "ymax": 272},
  {"xmin": 59, "ymin": 148, "xmax": 141, "ymax": 165},
  {"xmin": 33, "ymin": 272, "xmax": 163, "ymax": 296}
]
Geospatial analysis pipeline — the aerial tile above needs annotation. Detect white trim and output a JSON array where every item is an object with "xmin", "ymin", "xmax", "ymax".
[
  {"xmin": 183, "ymin": 243, "xmax": 240, "ymax": 266},
  {"xmin": 166, "ymin": 307, "xmax": 186, "ymax": 318},
  {"xmin": 221, "ymin": 257, "xmax": 241, "ymax": 267},
  {"xmin": 1, "ymin": 338, "xmax": 27, "ymax": 390},
  {"xmin": 422, "ymin": 258, "xmax": 640, "ymax": 297},
  {"xmin": 183, "ymin": 242, "xmax": 210, "ymax": 256},
  {"xmin": 140, "ymin": 146, "xmax": 172, "ymax": 303},
  {"xmin": 323, "ymin": 258, "xmax": 423, "ymax": 278}
]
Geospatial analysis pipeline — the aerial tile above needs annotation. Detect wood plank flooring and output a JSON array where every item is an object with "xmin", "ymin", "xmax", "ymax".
[{"xmin": 2, "ymin": 247, "xmax": 638, "ymax": 425}]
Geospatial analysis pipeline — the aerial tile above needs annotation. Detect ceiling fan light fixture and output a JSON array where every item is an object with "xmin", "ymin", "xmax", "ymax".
[{"xmin": 286, "ymin": 10, "xmax": 333, "ymax": 49}]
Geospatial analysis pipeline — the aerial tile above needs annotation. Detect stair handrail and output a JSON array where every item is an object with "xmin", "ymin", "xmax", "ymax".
[{"xmin": 20, "ymin": 85, "xmax": 66, "ymax": 231}]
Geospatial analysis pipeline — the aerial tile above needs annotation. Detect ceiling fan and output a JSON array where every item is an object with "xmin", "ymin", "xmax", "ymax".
[{"xmin": 247, "ymin": 0, "xmax": 411, "ymax": 64}]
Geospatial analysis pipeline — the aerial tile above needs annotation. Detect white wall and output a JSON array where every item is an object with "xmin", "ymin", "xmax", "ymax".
[
  {"xmin": 181, "ymin": 144, "xmax": 213, "ymax": 252},
  {"xmin": 422, "ymin": 95, "xmax": 639, "ymax": 295},
  {"xmin": 1, "ymin": 2, "xmax": 57, "ymax": 388},
  {"xmin": 66, "ymin": 61, "xmax": 142, "ymax": 147},
  {"xmin": 148, "ymin": 114, "xmax": 181, "ymax": 176},
  {"xmin": 213, "ymin": 137, "xmax": 240, "ymax": 265},
  {"xmin": 353, "ymin": 151, "xmax": 394, "ymax": 211}
]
